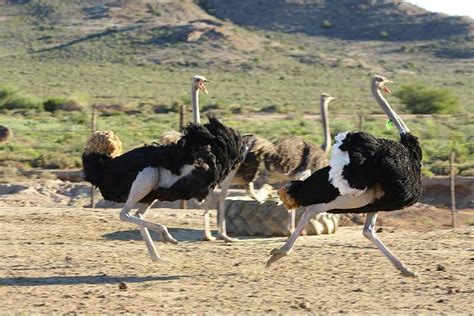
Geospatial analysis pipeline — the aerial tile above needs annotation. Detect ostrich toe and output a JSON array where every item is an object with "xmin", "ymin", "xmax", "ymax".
[
  {"xmin": 266, "ymin": 248, "xmax": 289, "ymax": 267},
  {"xmin": 400, "ymin": 268, "xmax": 418, "ymax": 278},
  {"xmin": 159, "ymin": 231, "xmax": 178, "ymax": 244},
  {"xmin": 202, "ymin": 234, "xmax": 217, "ymax": 241},
  {"xmin": 217, "ymin": 233, "xmax": 240, "ymax": 242}
]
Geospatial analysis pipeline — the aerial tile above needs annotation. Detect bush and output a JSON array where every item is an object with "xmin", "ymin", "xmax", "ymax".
[
  {"xmin": 396, "ymin": 84, "xmax": 460, "ymax": 114},
  {"xmin": 1, "ymin": 97, "xmax": 42, "ymax": 110},
  {"xmin": 322, "ymin": 20, "xmax": 333, "ymax": 29},
  {"xmin": 259, "ymin": 104, "xmax": 281, "ymax": 113},
  {"xmin": 43, "ymin": 97, "xmax": 85, "ymax": 112},
  {"xmin": 0, "ymin": 85, "xmax": 17, "ymax": 100}
]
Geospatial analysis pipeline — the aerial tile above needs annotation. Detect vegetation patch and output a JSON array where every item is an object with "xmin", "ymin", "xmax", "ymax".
[{"xmin": 396, "ymin": 85, "xmax": 461, "ymax": 114}]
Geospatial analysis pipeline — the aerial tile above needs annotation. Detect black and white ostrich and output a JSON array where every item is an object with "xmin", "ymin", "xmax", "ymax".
[
  {"xmin": 268, "ymin": 75, "xmax": 422, "ymax": 277},
  {"xmin": 216, "ymin": 93, "xmax": 335, "ymax": 241},
  {"xmin": 157, "ymin": 75, "xmax": 232, "ymax": 241},
  {"xmin": 82, "ymin": 76, "xmax": 245, "ymax": 261}
]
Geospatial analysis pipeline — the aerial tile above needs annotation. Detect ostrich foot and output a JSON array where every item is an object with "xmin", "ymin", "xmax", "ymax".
[
  {"xmin": 158, "ymin": 230, "xmax": 178, "ymax": 244},
  {"xmin": 266, "ymin": 248, "xmax": 289, "ymax": 267},
  {"xmin": 150, "ymin": 254, "xmax": 161, "ymax": 262},
  {"xmin": 202, "ymin": 233, "xmax": 217, "ymax": 241},
  {"xmin": 400, "ymin": 267, "xmax": 418, "ymax": 278},
  {"xmin": 218, "ymin": 233, "xmax": 240, "ymax": 242}
]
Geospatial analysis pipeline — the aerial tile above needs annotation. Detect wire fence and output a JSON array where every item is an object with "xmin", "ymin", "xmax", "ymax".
[{"xmin": 2, "ymin": 108, "xmax": 472, "ymax": 227}]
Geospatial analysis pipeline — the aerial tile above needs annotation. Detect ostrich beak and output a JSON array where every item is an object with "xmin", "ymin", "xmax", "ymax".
[
  {"xmin": 381, "ymin": 84, "xmax": 391, "ymax": 94},
  {"xmin": 198, "ymin": 81, "xmax": 209, "ymax": 94}
]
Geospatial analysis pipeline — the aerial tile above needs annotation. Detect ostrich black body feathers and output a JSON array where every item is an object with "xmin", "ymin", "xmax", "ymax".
[
  {"xmin": 284, "ymin": 132, "xmax": 422, "ymax": 213},
  {"xmin": 82, "ymin": 116, "xmax": 245, "ymax": 204}
]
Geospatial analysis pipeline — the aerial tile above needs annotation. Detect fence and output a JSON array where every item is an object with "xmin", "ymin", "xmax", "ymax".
[{"xmin": 2, "ymin": 108, "xmax": 472, "ymax": 227}]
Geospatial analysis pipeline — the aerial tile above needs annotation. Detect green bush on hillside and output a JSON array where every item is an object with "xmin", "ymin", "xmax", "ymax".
[
  {"xmin": 396, "ymin": 84, "xmax": 461, "ymax": 114},
  {"xmin": 0, "ymin": 85, "xmax": 17, "ymax": 100},
  {"xmin": 322, "ymin": 20, "xmax": 333, "ymax": 29},
  {"xmin": 1, "ymin": 97, "xmax": 42, "ymax": 110},
  {"xmin": 0, "ymin": 85, "xmax": 42, "ymax": 110},
  {"xmin": 43, "ymin": 97, "xmax": 84, "ymax": 112}
]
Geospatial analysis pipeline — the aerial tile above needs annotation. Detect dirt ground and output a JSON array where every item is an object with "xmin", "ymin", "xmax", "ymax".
[{"xmin": 1, "ymin": 205, "xmax": 473, "ymax": 314}]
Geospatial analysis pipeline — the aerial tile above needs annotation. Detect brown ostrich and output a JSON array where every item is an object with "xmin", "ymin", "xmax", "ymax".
[
  {"xmin": 217, "ymin": 93, "xmax": 336, "ymax": 241},
  {"xmin": 0, "ymin": 125, "xmax": 13, "ymax": 143}
]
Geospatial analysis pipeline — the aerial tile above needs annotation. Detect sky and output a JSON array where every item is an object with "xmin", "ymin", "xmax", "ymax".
[{"xmin": 406, "ymin": 0, "xmax": 474, "ymax": 18}]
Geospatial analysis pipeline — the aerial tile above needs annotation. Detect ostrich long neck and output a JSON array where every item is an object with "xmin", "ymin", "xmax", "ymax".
[
  {"xmin": 320, "ymin": 98, "xmax": 331, "ymax": 154},
  {"xmin": 371, "ymin": 85, "xmax": 410, "ymax": 135},
  {"xmin": 191, "ymin": 85, "xmax": 200, "ymax": 124}
]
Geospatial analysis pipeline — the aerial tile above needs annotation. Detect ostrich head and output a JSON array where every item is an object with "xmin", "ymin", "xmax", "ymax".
[
  {"xmin": 372, "ymin": 75, "xmax": 393, "ymax": 94},
  {"xmin": 192, "ymin": 75, "xmax": 210, "ymax": 94},
  {"xmin": 320, "ymin": 93, "xmax": 336, "ymax": 103}
]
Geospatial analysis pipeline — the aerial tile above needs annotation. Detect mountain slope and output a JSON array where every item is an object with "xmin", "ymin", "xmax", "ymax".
[{"xmin": 201, "ymin": 0, "xmax": 474, "ymax": 41}]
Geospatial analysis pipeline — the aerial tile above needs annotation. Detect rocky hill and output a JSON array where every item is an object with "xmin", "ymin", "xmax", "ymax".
[
  {"xmin": 0, "ymin": 0, "xmax": 473, "ymax": 65},
  {"xmin": 201, "ymin": 0, "xmax": 474, "ymax": 41}
]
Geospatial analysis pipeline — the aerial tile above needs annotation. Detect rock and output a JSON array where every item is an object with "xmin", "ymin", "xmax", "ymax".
[
  {"xmin": 118, "ymin": 282, "xmax": 127, "ymax": 291},
  {"xmin": 436, "ymin": 264, "xmax": 446, "ymax": 272},
  {"xmin": 447, "ymin": 288, "xmax": 458, "ymax": 294},
  {"xmin": 376, "ymin": 227, "xmax": 384, "ymax": 233},
  {"xmin": 298, "ymin": 301, "xmax": 311, "ymax": 309}
]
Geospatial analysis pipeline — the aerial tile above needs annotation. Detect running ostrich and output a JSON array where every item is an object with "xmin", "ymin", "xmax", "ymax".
[
  {"xmin": 216, "ymin": 93, "xmax": 335, "ymax": 241},
  {"xmin": 82, "ymin": 76, "xmax": 245, "ymax": 261},
  {"xmin": 159, "ymin": 76, "xmax": 249, "ymax": 241},
  {"xmin": 268, "ymin": 75, "xmax": 422, "ymax": 277}
]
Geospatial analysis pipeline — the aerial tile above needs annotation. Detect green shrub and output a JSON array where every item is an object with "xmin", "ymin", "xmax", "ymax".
[
  {"xmin": 259, "ymin": 104, "xmax": 281, "ymax": 113},
  {"xmin": 31, "ymin": 153, "xmax": 79, "ymax": 169},
  {"xmin": 1, "ymin": 97, "xmax": 42, "ymax": 110},
  {"xmin": 322, "ymin": 20, "xmax": 333, "ymax": 29},
  {"xmin": 0, "ymin": 85, "xmax": 17, "ymax": 100},
  {"xmin": 43, "ymin": 97, "xmax": 85, "ymax": 112},
  {"xmin": 396, "ymin": 84, "xmax": 460, "ymax": 114}
]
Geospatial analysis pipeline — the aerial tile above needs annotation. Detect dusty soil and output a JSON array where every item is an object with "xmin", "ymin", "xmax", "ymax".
[{"xmin": 1, "ymin": 205, "xmax": 473, "ymax": 314}]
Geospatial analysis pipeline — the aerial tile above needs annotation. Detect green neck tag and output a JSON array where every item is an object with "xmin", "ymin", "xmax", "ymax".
[{"xmin": 385, "ymin": 120, "xmax": 394, "ymax": 130}]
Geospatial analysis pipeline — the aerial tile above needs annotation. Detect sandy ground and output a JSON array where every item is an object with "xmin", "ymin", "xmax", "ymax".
[{"xmin": 1, "ymin": 206, "xmax": 473, "ymax": 314}]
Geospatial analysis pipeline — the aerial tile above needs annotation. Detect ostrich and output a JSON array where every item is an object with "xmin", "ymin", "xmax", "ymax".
[
  {"xmin": 156, "ymin": 76, "xmax": 225, "ymax": 241},
  {"xmin": 0, "ymin": 125, "xmax": 13, "ymax": 143},
  {"xmin": 267, "ymin": 75, "xmax": 422, "ymax": 277},
  {"xmin": 82, "ymin": 76, "xmax": 245, "ymax": 261},
  {"xmin": 216, "ymin": 93, "xmax": 335, "ymax": 240}
]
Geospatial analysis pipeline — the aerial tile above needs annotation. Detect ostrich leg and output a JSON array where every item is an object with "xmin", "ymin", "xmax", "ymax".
[
  {"xmin": 268, "ymin": 206, "xmax": 322, "ymax": 267},
  {"xmin": 134, "ymin": 201, "xmax": 162, "ymax": 262},
  {"xmin": 287, "ymin": 170, "xmax": 312, "ymax": 233},
  {"xmin": 363, "ymin": 212, "xmax": 417, "ymax": 277},
  {"xmin": 267, "ymin": 190, "xmax": 377, "ymax": 266},
  {"xmin": 217, "ymin": 167, "xmax": 240, "ymax": 242},
  {"xmin": 119, "ymin": 168, "xmax": 178, "ymax": 261},
  {"xmin": 199, "ymin": 198, "xmax": 217, "ymax": 241}
]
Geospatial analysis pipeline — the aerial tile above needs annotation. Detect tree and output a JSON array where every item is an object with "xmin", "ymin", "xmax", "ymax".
[{"xmin": 396, "ymin": 84, "xmax": 460, "ymax": 114}]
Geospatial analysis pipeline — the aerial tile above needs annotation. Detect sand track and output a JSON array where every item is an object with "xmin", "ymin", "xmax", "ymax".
[{"xmin": 1, "ymin": 206, "xmax": 473, "ymax": 314}]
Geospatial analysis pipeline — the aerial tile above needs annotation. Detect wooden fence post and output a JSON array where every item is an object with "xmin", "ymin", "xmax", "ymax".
[
  {"xmin": 180, "ymin": 105, "xmax": 188, "ymax": 209},
  {"xmin": 450, "ymin": 150, "xmax": 456, "ymax": 228},
  {"xmin": 90, "ymin": 106, "xmax": 97, "ymax": 208},
  {"xmin": 358, "ymin": 115, "xmax": 364, "ymax": 131}
]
